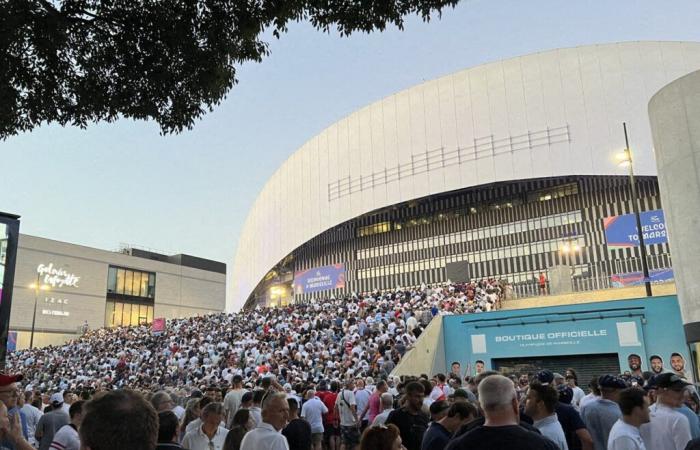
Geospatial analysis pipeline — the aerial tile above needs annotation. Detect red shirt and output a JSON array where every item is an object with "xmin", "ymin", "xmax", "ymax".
[
  {"xmin": 367, "ymin": 391, "xmax": 382, "ymax": 423},
  {"xmin": 320, "ymin": 391, "xmax": 338, "ymax": 424}
]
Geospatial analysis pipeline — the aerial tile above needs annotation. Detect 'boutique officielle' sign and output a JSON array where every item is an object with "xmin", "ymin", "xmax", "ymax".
[{"xmin": 36, "ymin": 263, "xmax": 80, "ymax": 288}]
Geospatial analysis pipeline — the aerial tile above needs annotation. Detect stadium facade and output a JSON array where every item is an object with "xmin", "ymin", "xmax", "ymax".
[
  {"xmin": 7, "ymin": 234, "xmax": 226, "ymax": 348},
  {"xmin": 231, "ymin": 41, "xmax": 700, "ymax": 310}
]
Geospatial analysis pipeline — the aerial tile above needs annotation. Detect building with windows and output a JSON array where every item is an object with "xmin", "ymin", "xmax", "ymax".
[
  {"xmin": 9, "ymin": 234, "xmax": 225, "ymax": 348},
  {"xmin": 230, "ymin": 41, "xmax": 700, "ymax": 310}
]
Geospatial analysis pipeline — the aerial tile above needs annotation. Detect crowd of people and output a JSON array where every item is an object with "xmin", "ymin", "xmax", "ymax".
[
  {"xmin": 2, "ymin": 365, "xmax": 700, "ymax": 450},
  {"xmin": 1, "ymin": 277, "xmax": 699, "ymax": 449},
  {"xmin": 6, "ymin": 279, "xmax": 505, "ymax": 394}
]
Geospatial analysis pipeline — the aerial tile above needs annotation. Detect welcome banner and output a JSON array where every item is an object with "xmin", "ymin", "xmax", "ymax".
[
  {"xmin": 293, "ymin": 264, "xmax": 346, "ymax": 294},
  {"xmin": 603, "ymin": 209, "xmax": 667, "ymax": 249}
]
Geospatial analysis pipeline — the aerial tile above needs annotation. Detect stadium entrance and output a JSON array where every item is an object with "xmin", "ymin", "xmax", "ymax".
[{"xmin": 493, "ymin": 353, "xmax": 620, "ymax": 387}]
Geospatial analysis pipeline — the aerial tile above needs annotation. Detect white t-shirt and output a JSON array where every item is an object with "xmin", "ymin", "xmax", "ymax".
[
  {"xmin": 354, "ymin": 389, "xmax": 371, "ymax": 420},
  {"xmin": 223, "ymin": 388, "xmax": 246, "ymax": 424},
  {"xmin": 607, "ymin": 419, "xmax": 646, "ymax": 450},
  {"xmin": 301, "ymin": 397, "xmax": 328, "ymax": 433},
  {"xmin": 49, "ymin": 424, "xmax": 80, "ymax": 450},
  {"xmin": 572, "ymin": 386, "xmax": 585, "ymax": 409},
  {"xmin": 372, "ymin": 409, "xmax": 393, "ymax": 427},
  {"xmin": 181, "ymin": 425, "xmax": 228, "ymax": 450},
  {"xmin": 640, "ymin": 403, "xmax": 691, "ymax": 450},
  {"xmin": 335, "ymin": 389, "xmax": 357, "ymax": 427},
  {"xmin": 21, "ymin": 403, "xmax": 43, "ymax": 446}
]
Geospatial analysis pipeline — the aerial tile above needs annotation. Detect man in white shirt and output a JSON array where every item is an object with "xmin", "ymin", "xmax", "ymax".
[
  {"xmin": 580, "ymin": 378, "xmax": 601, "ymax": 411},
  {"xmin": 20, "ymin": 392, "xmax": 42, "ymax": 447},
  {"xmin": 608, "ymin": 387, "xmax": 649, "ymax": 450},
  {"xmin": 181, "ymin": 402, "xmax": 228, "ymax": 450},
  {"xmin": 354, "ymin": 379, "xmax": 371, "ymax": 428},
  {"xmin": 223, "ymin": 375, "xmax": 247, "ymax": 427},
  {"xmin": 640, "ymin": 373, "xmax": 692, "ymax": 450},
  {"xmin": 566, "ymin": 375, "xmax": 585, "ymax": 410},
  {"xmin": 335, "ymin": 379, "xmax": 360, "ymax": 450},
  {"xmin": 301, "ymin": 390, "xmax": 328, "ymax": 450},
  {"xmin": 525, "ymin": 382, "xmax": 568, "ymax": 449},
  {"xmin": 50, "ymin": 400, "xmax": 83, "ymax": 450},
  {"xmin": 240, "ymin": 392, "xmax": 290, "ymax": 450},
  {"xmin": 372, "ymin": 393, "xmax": 394, "ymax": 426}
]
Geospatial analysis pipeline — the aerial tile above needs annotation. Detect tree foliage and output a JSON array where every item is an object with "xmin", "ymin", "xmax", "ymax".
[{"xmin": 0, "ymin": 0, "xmax": 458, "ymax": 138}]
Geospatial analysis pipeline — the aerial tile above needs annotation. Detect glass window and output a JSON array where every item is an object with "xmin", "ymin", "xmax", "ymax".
[
  {"xmin": 104, "ymin": 301, "xmax": 114, "ymax": 327},
  {"xmin": 124, "ymin": 270, "xmax": 134, "ymax": 296},
  {"xmin": 131, "ymin": 304, "xmax": 140, "ymax": 326},
  {"xmin": 148, "ymin": 274, "xmax": 156, "ymax": 298},
  {"xmin": 121, "ymin": 303, "xmax": 131, "ymax": 326},
  {"xmin": 132, "ymin": 272, "xmax": 142, "ymax": 297},
  {"xmin": 114, "ymin": 303, "xmax": 124, "ymax": 327},
  {"xmin": 139, "ymin": 304, "xmax": 149, "ymax": 325},
  {"xmin": 116, "ymin": 269, "xmax": 126, "ymax": 294},
  {"xmin": 147, "ymin": 306, "xmax": 154, "ymax": 324},
  {"xmin": 107, "ymin": 268, "xmax": 117, "ymax": 293}
]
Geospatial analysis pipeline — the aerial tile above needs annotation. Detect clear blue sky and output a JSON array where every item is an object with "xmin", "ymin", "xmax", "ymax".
[{"xmin": 1, "ymin": 0, "xmax": 698, "ymax": 273}]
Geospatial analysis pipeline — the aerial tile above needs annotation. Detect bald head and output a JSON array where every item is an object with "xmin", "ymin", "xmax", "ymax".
[{"xmin": 380, "ymin": 392, "xmax": 394, "ymax": 409}]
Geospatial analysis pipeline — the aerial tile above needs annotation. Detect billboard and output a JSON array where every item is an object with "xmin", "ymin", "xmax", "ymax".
[
  {"xmin": 611, "ymin": 268, "xmax": 674, "ymax": 287},
  {"xmin": 293, "ymin": 264, "xmax": 346, "ymax": 294},
  {"xmin": 603, "ymin": 209, "xmax": 667, "ymax": 249}
]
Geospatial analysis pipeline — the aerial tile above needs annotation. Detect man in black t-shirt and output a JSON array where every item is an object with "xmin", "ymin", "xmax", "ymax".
[
  {"xmin": 282, "ymin": 398, "xmax": 312, "ymax": 450},
  {"xmin": 445, "ymin": 375, "xmax": 558, "ymax": 450},
  {"xmin": 386, "ymin": 382, "xmax": 429, "ymax": 450}
]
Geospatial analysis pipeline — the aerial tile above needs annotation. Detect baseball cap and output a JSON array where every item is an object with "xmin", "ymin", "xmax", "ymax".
[
  {"xmin": 598, "ymin": 375, "xmax": 627, "ymax": 389},
  {"xmin": 536, "ymin": 370, "xmax": 554, "ymax": 385},
  {"xmin": 0, "ymin": 373, "xmax": 23, "ymax": 387},
  {"xmin": 655, "ymin": 373, "xmax": 691, "ymax": 390},
  {"xmin": 50, "ymin": 392, "xmax": 64, "ymax": 405}
]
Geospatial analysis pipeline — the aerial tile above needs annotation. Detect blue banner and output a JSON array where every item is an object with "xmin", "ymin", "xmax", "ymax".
[
  {"xmin": 611, "ymin": 268, "xmax": 674, "ymax": 287},
  {"xmin": 293, "ymin": 264, "xmax": 346, "ymax": 294},
  {"xmin": 603, "ymin": 209, "xmax": 667, "ymax": 249}
]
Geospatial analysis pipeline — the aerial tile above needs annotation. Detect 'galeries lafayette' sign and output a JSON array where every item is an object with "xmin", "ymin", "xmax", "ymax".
[{"xmin": 36, "ymin": 263, "xmax": 80, "ymax": 288}]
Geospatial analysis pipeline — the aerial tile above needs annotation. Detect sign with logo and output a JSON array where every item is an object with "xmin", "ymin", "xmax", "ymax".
[
  {"xmin": 36, "ymin": 263, "xmax": 80, "ymax": 288},
  {"xmin": 293, "ymin": 264, "xmax": 346, "ymax": 294},
  {"xmin": 456, "ymin": 307, "xmax": 652, "ymax": 374},
  {"xmin": 603, "ymin": 209, "xmax": 667, "ymax": 249},
  {"xmin": 41, "ymin": 296, "xmax": 70, "ymax": 317}
]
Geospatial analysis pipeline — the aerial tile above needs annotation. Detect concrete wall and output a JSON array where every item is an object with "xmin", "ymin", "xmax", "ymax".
[
  {"xmin": 649, "ymin": 69, "xmax": 700, "ymax": 343},
  {"xmin": 391, "ymin": 315, "xmax": 444, "ymax": 377}
]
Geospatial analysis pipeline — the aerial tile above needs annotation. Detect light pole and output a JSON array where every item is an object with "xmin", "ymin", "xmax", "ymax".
[
  {"xmin": 28, "ymin": 273, "xmax": 50, "ymax": 349},
  {"xmin": 617, "ymin": 122, "xmax": 652, "ymax": 297}
]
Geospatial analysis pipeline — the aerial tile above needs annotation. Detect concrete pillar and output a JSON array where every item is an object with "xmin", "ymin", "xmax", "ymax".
[{"xmin": 648, "ymin": 70, "xmax": 700, "ymax": 366}]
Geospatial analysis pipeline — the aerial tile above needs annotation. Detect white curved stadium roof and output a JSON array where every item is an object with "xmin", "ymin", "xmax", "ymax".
[{"xmin": 230, "ymin": 41, "xmax": 700, "ymax": 310}]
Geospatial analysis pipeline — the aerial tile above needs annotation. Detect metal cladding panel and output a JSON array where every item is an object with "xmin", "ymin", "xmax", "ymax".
[{"xmin": 229, "ymin": 41, "xmax": 700, "ymax": 310}]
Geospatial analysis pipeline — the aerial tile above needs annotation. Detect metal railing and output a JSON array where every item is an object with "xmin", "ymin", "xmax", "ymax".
[{"xmin": 510, "ymin": 273, "xmax": 673, "ymax": 301}]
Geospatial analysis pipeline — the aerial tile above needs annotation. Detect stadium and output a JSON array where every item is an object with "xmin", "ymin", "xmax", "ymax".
[{"xmin": 231, "ymin": 41, "xmax": 700, "ymax": 309}]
